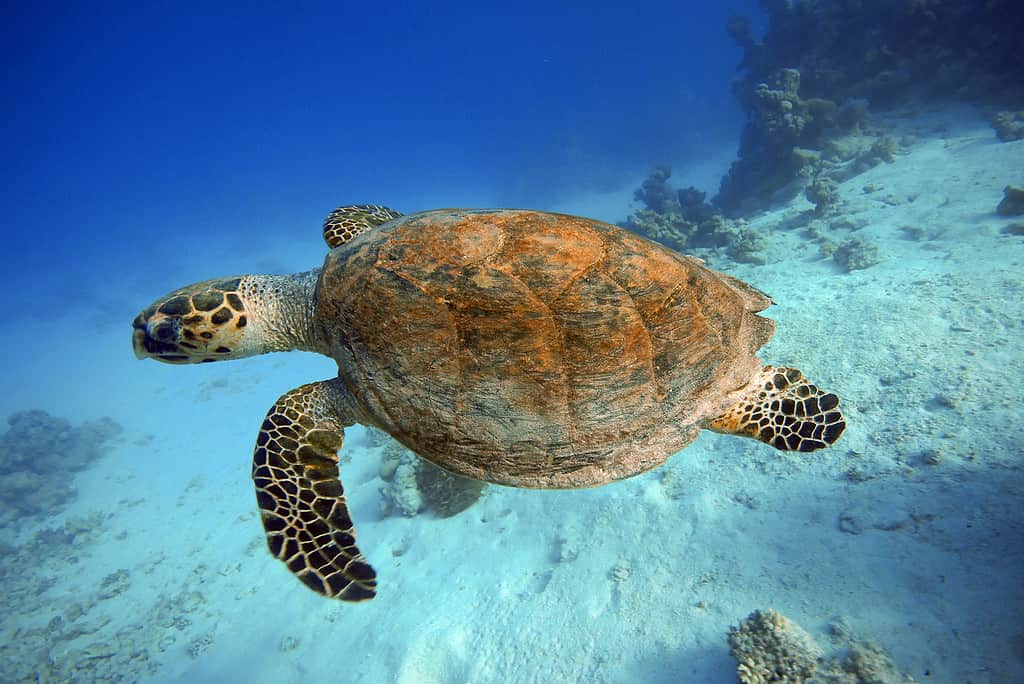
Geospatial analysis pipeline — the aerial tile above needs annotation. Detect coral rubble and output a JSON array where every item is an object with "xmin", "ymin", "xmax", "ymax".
[
  {"xmin": 728, "ymin": 609, "xmax": 822, "ymax": 683},
  {"xmin": 728, "ymin": 609, "xmax": 919, "ymax": 684},
  {"xmin": 0, "ymin": 515, "xmax": 170, "ymax": 682},
  {"xmin": 0, "ymin": 410, "xmax": 122, "ymax": 523}
]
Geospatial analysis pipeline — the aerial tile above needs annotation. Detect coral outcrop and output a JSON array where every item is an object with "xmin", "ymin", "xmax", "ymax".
[
  {"xmin": 727, "ymin": 609, "xmax": 919, "ymax": 684},
  {"xmin": 625, "ymin": 167, "xmax": 723, "ymax": 251},
  {"xmin": 0, "ymin": 410, "xmax": 122, "ymax": 522},
  {"xmin": 376, "ymin": 433, "xmax": 486, "ymax": 518},
  {"xmin": 415, "ymin": 460, "xmax": 487, "ymax": 518},
  {"xmin": 623, "ymin": 167, "xmax": 766, "ymax": 264},
  {"xmin": 996, "ymin": 185, "xmax": 1024, "ymax": 216},
  {"xmin": 805, "ymin": 178, "xmax": 840, "ymax": 216},
  {"xmin": 832, "ymin": 237, "xmax": 882, "ymax": 272},
  {"xmin": 815, "ymin": 639, "xmax": 919, "ymax": 684},
  {"xmin": 729, "ymin": 609, "xmax": 822, "ymax": 683},
  {"xmin": 993, "ymin": 111, "xmax": 1024, "ymax": 142},
  {"xmin": 716, "ymin": 68, "xmax": 845, "ymax": 215},
  {"xmin": 733, "ymin": 1, "xmax": 1022, "ymax": 107},
  {"xmin": 716, "ymin": 0, "xmax": 1024, "ymax": 215},
  {"xmin": 634, "ymin": 166, "xmax": 679, "ymax": 215}
]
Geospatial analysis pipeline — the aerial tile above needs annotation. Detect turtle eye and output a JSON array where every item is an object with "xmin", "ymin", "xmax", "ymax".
[{"xmin": 150, "ymin": 319, "xmax": 179, "ymax": 342}]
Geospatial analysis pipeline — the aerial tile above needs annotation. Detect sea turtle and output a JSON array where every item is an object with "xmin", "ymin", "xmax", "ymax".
[{"xmin": 132, "ymin": 205, "xmax": 845, "ymax": 601}]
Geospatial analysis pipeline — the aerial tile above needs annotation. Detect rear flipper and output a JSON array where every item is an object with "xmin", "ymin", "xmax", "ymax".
[{"xmin": 707, "ymin": 366, "xmax": 845, "ymax": 452}]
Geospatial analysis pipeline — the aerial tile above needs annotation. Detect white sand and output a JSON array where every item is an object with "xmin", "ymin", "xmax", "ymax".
[{"xmin": 2, "ymin": 103, "xmax": 1021, "ymax": 683}]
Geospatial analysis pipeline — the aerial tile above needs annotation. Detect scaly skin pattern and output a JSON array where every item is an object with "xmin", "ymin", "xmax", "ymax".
[
  {"xmin": 322, "ymin": 204, "xmax": 403, "ymax": 249},
  {"xmin": 252, "ymin": 379, "xmax": 376, "ymax": 600},
  {"xmin": 131, "ymin": 276, "xmax": 251, "ymax": 363},
  {"xmin": 706, "ymin": 365, "xmax": 845, "ymax": 451},
  {"xmin": 131, "ymin": 272, "xmax": 320, "ymax": 363}
]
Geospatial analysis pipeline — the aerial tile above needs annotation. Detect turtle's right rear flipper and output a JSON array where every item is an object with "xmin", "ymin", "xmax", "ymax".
[{"xmin": 251, "ymin": 378, "xmax": 377, "ymax": 600}]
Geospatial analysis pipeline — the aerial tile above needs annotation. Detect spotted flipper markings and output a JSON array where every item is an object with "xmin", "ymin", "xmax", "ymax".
[
  {"xmin": 252, "ymin": 378, "xmax": 376, "ymax": 600},
  {"xmin": 322, "ymin": 204, "xmax": 403, "ymax": 249},
  {"xmin": 707, "ymin": 365, "xmax": 845, "ymax": 452}
]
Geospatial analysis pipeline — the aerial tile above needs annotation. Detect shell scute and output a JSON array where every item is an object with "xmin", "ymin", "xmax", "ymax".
[{"xmin": 316, "ymin": 209, "xmax": 771, "ymax": 487}]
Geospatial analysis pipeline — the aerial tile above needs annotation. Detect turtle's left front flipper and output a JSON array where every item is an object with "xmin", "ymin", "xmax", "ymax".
[{"xmin": 252, "ymin": 378, "xmax": 377, "ymax": 600}]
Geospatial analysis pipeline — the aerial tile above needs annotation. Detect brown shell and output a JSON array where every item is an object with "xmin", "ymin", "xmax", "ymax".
[{"xmin": 315, "ymin": 210, "xmax": 775, "ymax": 488}]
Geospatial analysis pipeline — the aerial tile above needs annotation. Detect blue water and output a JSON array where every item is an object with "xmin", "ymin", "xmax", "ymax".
[
  {"xmin": 3, "ymin": 2, "xmax": 1022, "ymax": 682},
  {"xmin": 4, "ymin": 2, "xmax": 754, "ymax": 303}
]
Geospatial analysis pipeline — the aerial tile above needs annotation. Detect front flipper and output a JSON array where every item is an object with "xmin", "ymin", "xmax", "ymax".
[
  {"xmin": 322, "ymin": 204, "xmax": 403, "ymax": 248},
  {"xmin": 252, "ymin": 378, "xmax": 376, "ymax": 600},
  {"xmin": 707, "ymin": 365, "xmax": 845, "ymax": 452}
]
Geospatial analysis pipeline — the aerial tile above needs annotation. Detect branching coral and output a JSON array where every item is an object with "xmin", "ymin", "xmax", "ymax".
[
  {"xmin": 728, "ymin": 609, "xmax": 823, "ymax": 683},
  {"xmin": 624, "ymin": 168, "xmax": 764, "ymax": 263}
]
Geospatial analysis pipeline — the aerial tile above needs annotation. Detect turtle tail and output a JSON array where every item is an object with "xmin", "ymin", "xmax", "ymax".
[{"xmin": 706, "ymin": 366, "xmax": 845, "ymax": 452}]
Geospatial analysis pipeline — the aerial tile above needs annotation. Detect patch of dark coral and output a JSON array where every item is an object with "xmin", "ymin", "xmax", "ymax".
[
  {"xmin": 716, "ymin": 0, "xmax": 1024, "ymax": 216},
  {"xmin": 833, "ymin": 236, "xmax": 882, "ymax": 272},
  {"xmin": 633, "ymin": 166, "xmax": 680, "ymax": 216},
  {"xmin": 996, "ymin": 186, "xmax": 1024, "ymax": 217},
  {"xmin": 992, "ymin": 111, "xmax": 1024, "ymax": 142},
  {"xmin": 375, "ymin": 432, "xmax": 487, "ymax": 518},
  {"xmin": 738, "ymin": 0, "xmax": 1023, "ymax": 107},
  {"xmin": 414, "ymin": 459, "xmax": 487, "ymax": 519},
  {"xmin": 0, "ymin": 410, "xmax": 123, "ymax": 523},
  {"xmin": 623, "ymin": 167, "xmax": 766, "ymax": 264}
]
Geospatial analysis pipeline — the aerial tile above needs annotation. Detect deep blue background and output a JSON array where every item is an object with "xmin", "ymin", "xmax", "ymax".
[{"xmin": 3, "ymin": 1, "xmax": 762, "ymax": 301}]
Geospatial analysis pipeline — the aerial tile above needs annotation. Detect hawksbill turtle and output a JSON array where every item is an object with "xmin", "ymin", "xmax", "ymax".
[{"xmin": 132, "ymin": 205, "xmax": 845, "ymax": 600}]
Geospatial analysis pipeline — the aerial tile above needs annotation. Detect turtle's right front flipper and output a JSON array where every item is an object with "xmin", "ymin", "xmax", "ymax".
[{"xmin": 252, "ymin": 378, "xmax": 377, "ymax": 600}]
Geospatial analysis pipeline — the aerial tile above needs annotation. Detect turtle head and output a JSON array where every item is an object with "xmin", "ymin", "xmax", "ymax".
[
  {"xmin": 132, "ymin": 276, "xmax": 257, "ymax": 364},
  {"xmin": 133, "ymin": 271, "xmax": 323, "ymax": 364}
]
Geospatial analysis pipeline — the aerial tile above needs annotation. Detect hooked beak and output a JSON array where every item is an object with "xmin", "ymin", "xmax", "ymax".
[{"xmin": 131, "ymin": 312, "xmax": 189, "ymax": 363}]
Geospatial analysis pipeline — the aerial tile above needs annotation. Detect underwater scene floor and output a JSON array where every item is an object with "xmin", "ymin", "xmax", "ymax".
[{"xmin": 1, "ymin": 104, "xmax": 1022, "ymax": 683}]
